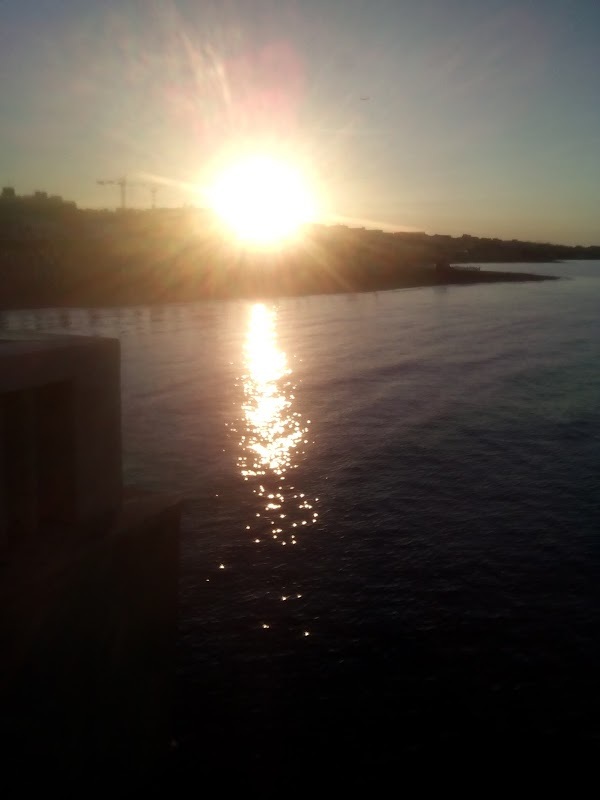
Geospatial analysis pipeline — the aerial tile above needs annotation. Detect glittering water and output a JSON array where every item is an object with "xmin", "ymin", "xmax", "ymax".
[
  {"xmin": 3, "ymin": 260, "xmax": 599, "ymax": 774},
  {"xmin": 234, "ymin": 303, "xmax": 317, "ymax": 550}
]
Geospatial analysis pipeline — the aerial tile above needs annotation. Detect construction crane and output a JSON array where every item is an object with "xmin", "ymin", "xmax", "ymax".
[
  {"xmin": 97, "ymin": 177, "xmax": 128, "ymax": 209},
  {"xmin": 141, "ymin": 183, "xmax": 161, "ymax": 209},
  {"xmin": 97, "ymin": 177, "xmax": 160, "ymax": 209}
]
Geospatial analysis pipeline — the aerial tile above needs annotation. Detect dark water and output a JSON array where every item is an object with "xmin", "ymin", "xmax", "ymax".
[{"xmin": 4, "ymin": 261, "xmax": 599, "ymax": 775}]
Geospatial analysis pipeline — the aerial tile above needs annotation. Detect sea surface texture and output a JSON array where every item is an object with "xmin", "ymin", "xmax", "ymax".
[{"xmin": 4, "ymin": 260, "xmax": 598, "ymax": 774}]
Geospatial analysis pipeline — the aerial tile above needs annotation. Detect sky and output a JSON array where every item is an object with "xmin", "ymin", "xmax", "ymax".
[{"xmin": 1, "ymin": 0, "xmax": 600, "ymax": 244}]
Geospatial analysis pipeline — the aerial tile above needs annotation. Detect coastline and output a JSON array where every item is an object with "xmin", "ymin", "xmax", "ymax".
[{"xmin": 0, "ymin": 266, "xmax": 558, "ymax": 311}]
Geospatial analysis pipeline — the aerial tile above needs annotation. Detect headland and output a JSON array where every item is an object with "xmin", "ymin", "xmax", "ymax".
[{"xmin": 0, "ymin": 191, "xmax": 576, "ymax": 309}]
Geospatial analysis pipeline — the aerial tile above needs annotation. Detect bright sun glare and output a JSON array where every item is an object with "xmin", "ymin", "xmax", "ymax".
[{"xmin": 207, "ymin": 155, "xmax": 315, "ymax": 246}]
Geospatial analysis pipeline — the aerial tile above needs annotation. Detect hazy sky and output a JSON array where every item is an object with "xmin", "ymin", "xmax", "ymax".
[{"xmin": 2, "ymin": 0, "xmax": 599, "ymax": 244}]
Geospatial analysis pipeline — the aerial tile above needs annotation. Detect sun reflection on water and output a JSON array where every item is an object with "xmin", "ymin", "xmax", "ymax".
[
  {"xmin": 230, "ymin": 302, "xmax": 319, "ymax": 637},
  {"xmin": 238, "ymin": 303, "xmax": 305, "ymax": 480},
  {"xmin": 240, "ymin": 306, "xmax": 319, "ymax": 524}
]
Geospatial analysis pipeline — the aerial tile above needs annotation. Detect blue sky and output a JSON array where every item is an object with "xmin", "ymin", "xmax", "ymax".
[{"xmin": 1, "ymin": 0, "xmax": 599, "ymax": 243}]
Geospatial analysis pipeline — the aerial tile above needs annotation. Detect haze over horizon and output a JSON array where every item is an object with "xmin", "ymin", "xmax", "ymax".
[{"xmin": 2, "ymin": 0, "xmax": 600, "ymax": 245}]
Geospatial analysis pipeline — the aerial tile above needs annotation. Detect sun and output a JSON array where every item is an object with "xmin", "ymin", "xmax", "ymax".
[{"xmin": 207, "ymin": 155, "xmax": 316, "ymax": 246}]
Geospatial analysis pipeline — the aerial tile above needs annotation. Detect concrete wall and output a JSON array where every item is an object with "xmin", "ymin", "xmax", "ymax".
[
  {"xmin": 0, "ymin": 333, "xmax": 181, "ymax": 785},
  {"xmin": 0, "ymin": 333, "xmax": 122, "ymax": 546},
  {"xmin": 3, "ymin": 490, "xmax": 181, "ymax": 782}
]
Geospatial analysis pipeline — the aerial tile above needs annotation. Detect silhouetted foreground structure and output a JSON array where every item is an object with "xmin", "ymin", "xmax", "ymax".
[
  {"xmin": 0, "ymin": 194, "xmax": 577, "ymax": 307},
  {"xmin": 0, "ymin": 333, "xmax": 180, "ymax": 785}
]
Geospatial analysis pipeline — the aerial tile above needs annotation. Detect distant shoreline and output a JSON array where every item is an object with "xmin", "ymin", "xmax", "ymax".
[
  {"xmin": 0, "ymin": 202, "xmax": 584, "ymax": 311},
  {"xmin": 0, "ymin": 266, "xmax": 558, "ymax": 312}
]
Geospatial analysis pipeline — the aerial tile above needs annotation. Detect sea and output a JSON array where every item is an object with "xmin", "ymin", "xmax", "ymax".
[{"xmin": 3, "ymin": 260, "xmax": 598, "ymax": 777}]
